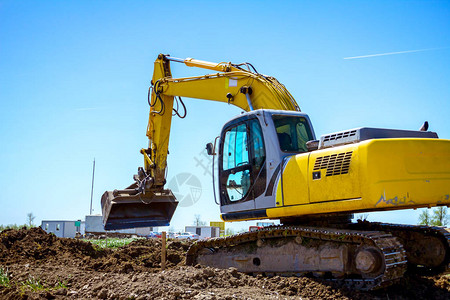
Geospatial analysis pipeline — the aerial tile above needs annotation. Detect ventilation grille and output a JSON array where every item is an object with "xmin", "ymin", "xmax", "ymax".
[
  {"xmin": 313, "ymin": 151, "xmax": 353, "ymax": 176},
  {"xmin": 322, "ymin": 130, "xmax": 357, "ymax": 142}
]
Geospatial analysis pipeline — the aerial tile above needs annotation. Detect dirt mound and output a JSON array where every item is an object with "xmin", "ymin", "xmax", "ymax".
[
  {"xmin": 0, "ymin": 228, "xmax": 449, "ymax": 299},
  {"xmin": 0, "ymin": 227, "xmax": 190, "ymax": 274},
  {"xmin": 0, "ymin": 227, "xmax": 107, "ymax": 264},
  {"xmin": 152, "ymin": 266, "xmax": 364, "ymax": 299},
  {"xmin": 85, "ymin": 238, "xmax": 192, "ymax": 273},
  {"xmin": 375, "ymin": 273, "xmax": 450, "ymax": 300}
]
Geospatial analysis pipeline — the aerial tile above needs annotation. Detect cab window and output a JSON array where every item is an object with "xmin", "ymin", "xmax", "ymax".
[
  {"xmin": 250, "ymin": 119, "xmax": 265, "ymax": 171},
  {"xmin": 222, "ymin": 123, "xmax": 249, "ymax": 170},
  {"xmin": 222, "ymin": 123, "xmax": 250, "ymax": 201},
  {"xmin": 272, "ymin": 115, "xmax": 313, "ymax": 152},
  {"xmin": 220, "ymin": 119, "xmax": 267, "ymax": 204}
]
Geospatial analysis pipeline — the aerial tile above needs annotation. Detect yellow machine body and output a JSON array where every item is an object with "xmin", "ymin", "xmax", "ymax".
[{"xmin": 265, "ymin": 138, "xmax": 450, "ymax": 220}]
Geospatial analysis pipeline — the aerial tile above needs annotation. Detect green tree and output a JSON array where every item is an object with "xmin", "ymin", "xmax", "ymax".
[
  {"xmin": 193, "ymin": 214, "xmax": 206, "ymax": 226},
  {"xmin": 225, "ymin": 228, "xmax": 235, "ymax": 236},
  {"xmin": 418, "ymin": 207, "xmax": 448, "ymax": 226},
  {"xmin": 27, "ymin": 212, "xmax": 36, "ymax": 227},
  {"xmin": 0, "ymin": 224, "xmax": 22, "ymax": 231},
  {"xmin": 356, "ymin": 214, "xmax": 369, "ymax": 222},
  {"xmin": 431, "ymin": 207, "xmax": 448, "ymax": 226},
  {"xmin": 418, "ymin": 209, "xmax": 431, "ymax": 226}
]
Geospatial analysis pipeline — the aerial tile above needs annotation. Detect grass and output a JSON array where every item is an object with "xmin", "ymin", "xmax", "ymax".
[
  {"xmin": 19, "ymin": 277, "xmax": 70, "ymax": 294},
  {"xmin": 20, "ymin": 276, "xmax": 46, "ymax": 292},
  {"xmin": 0, "ymin": 267, "xmax": 10, "ymax": 288},
  {"xmin": 83, "ymin": 237, "xmax": 142, "ymax": 249},
  {"xmin": 1, "ymin": 267, "xmax": 69, "ymax": 294},
  {"xmin": 54, "ymin": 280, "xmax": 68, "ymax": 289}
]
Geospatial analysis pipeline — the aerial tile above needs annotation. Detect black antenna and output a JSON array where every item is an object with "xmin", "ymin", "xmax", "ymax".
[{"xmin": 90, "ymin": 158, "xmax": 96, "ymax": 215}]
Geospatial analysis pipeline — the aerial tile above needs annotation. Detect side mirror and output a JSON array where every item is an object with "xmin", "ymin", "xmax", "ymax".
[
  {"xmin": 306, "ymin": 140, "xmax": 319, "ymax": 152},
  {"xmin": 206, "ymin": 143, "xmax": 215, "ymax": 155}
]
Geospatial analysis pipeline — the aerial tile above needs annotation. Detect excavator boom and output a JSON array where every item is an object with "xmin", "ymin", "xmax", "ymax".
[{"xmin": 102, "ymin": 54, "xmax": 299, "ymax": 230}]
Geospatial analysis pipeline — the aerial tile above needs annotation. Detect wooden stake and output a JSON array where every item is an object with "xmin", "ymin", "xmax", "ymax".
[{"xmin": 161, "ymin": 231, "xmax": 166, "ymax": 270}]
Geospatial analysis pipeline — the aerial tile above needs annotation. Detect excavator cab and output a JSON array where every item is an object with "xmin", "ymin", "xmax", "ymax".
[{"xmin": 217, "ymin": 109, "xmax": 315, "ymax": 220}]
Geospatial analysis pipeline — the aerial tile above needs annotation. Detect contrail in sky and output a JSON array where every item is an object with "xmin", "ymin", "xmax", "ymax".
[
  {"xmin": 75, "ymin": 107, "xmax": 102, "ymax": 111},
  {"xmin": 343, "ymin": 47, "xmax": 447, "ymax": 60}
]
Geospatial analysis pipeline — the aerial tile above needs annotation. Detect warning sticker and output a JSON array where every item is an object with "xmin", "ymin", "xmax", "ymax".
[{"xmin": 228, "ymin": 78, "xmax": 238, "ymax": 87}]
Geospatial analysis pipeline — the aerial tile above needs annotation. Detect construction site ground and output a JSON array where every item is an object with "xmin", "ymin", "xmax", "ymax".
[{"xmin": 0, "ymin": 227, "xmax": 449, "ymax": 300}]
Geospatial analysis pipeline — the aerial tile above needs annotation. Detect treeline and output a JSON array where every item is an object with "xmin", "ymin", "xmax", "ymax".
[
  {"xmin": 0, "ymin": 224, "xmax": 35, "ymax": 231},
  {"xmin": 1, "ymin": 213, "xmax": 37, "ymax": 231},
  {"xmin": 418, "ymin": 206, "xmax": 448, "ymax": 226}
]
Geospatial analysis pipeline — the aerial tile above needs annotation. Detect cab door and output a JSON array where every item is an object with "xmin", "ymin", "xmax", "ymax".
[
  {"xmin": 219, "ymin": 115, "xmax": 268, "ymax": 214},
  {"xmin": 219, "ymin": 122, "xmax": 255, "ymax": 212}
]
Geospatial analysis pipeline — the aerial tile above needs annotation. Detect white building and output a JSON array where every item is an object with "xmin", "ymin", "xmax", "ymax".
[
  {"xmin": 41, "ymin": 215, "xmax": 154, "ymax": 238},
  {"xmin": 41, "ymin": 220, "xmax": 83, "ymax": 238},
  {"xmin": 185, "ymin": 226, "xmax": 220, "ymax": 239}
]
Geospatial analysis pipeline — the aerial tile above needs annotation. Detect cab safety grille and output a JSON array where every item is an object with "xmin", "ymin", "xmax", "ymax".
[
  {"xmin": 322, "ymin": 130, "xmax": 357, "ymax": 142},
  {"xmin": 313, "ymin": 151, "xmax": 353, "ymax": 176}
]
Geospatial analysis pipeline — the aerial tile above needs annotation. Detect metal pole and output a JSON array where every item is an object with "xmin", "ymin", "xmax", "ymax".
[
  {"xmin": 165, "ymin": 56, "xmax": 184, "ymax": 63},
  {"xmin": 90, "ymin": 158, "xmax": 96, "ymax": 215},
  {"xmin": 244, "ymin": 92, "xmax": 254, "ymax": 111},
  {"xmin": 161, "ymin": 231, "xmax": 166, "ymax": 270}
]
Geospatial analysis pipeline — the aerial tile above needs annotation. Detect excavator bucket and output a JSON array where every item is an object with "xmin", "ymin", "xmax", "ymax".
[{"xmin": 101, "ymin": 184, "xmax": 178, "ymax": 230}]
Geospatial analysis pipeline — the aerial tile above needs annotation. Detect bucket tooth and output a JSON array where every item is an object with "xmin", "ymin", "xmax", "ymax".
[{"xmin": 101, "ymin": 186, "xmax": 177, "ymax": 230}]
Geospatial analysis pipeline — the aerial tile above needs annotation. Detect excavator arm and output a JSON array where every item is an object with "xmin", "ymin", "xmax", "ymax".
[
  {"xmin": 147, "ymin": 54, "xmax": 299, "ymax": 187},
  {"xmin": 101, "ymin": 54, "xmax": 299, "ymax": 230}
]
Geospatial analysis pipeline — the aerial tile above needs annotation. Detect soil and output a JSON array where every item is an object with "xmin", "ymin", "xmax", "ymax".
[{"xmin": 0, "ymin": 227, "xmax": 449, "ymax": 299}]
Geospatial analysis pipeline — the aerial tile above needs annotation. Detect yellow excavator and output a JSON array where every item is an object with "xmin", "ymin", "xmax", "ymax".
[{"xmin": 102, "ymin": 54, "xmax": 450, "ymax": 290}]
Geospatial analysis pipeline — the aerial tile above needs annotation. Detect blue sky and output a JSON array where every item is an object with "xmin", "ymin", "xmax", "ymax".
[{"xmin": 0, "ymin": 1, "xmax": 449, "ymax": 231}]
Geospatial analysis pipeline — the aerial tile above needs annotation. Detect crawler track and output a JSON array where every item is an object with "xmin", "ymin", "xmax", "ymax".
[
  {"xmin": 187, "ymin": 226, "xmax": 407, "ymax": 290},
  {"xmin": 351, "ymin": 222, "xmax": 450, "ymax": 274}
]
